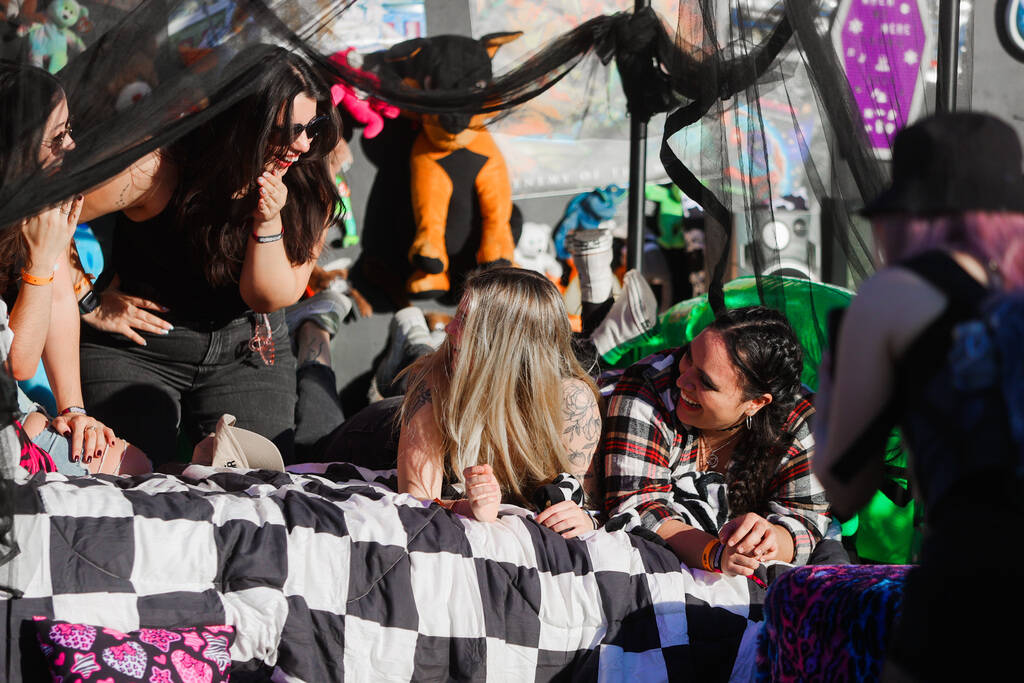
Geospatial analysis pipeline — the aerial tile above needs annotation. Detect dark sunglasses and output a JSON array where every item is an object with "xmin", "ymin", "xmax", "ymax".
[
  {"xmin": 274, "ymin": 115, "xmax": 328, "ymax": 143},
  {"xmin": 43, "ymin": 122, "xmax": 73, "ymax": 150}
]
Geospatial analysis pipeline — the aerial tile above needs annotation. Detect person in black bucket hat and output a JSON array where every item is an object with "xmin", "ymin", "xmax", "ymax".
[
  {"xmin": 863, "ymin": 111, "xmax": 1024, "ymax": 216},
  {"xmin": 758, "ymin": 110, "xmax": 1024, "ymax": 683}
]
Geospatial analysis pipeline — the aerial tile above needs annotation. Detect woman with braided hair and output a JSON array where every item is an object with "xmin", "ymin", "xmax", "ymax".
[{"xmin": 602, "ymin": 306, "xmax": 832, "ymax": 576}]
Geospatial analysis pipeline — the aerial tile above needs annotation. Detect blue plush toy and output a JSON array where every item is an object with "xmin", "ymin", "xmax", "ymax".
[
  {"xmin": 21, "ymin": 0, "xmax": 90, "ymax": 74},
  {"xmin": 553, "ymin": 185, "xmax": 626, "ymax": 261}
]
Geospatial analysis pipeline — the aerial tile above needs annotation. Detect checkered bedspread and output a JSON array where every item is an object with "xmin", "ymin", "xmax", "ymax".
[{"xmin": 1, "ymin": 463, "xmax": 765, "ymax": 682}]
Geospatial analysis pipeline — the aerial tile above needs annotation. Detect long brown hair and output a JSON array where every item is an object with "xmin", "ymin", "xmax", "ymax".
[
  {"xmin": 169, "ymin": 45, "xmax": 342, "ymax": 286},
  {"xmin": 0, "ymin": 61, "xmax": 65, "ymax": 295}
]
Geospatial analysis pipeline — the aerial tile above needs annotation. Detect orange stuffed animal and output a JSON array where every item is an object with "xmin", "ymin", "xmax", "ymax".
[{"xmin": 362, "ymin": 31, "xmax": 521, "ymax": 299}]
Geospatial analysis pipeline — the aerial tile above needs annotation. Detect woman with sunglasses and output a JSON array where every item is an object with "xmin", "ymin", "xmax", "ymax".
[
  {"xmin": 75, "ymin": 45, "xmax": 342, "ymax": 465},
  {"xmin": 0, "ymin": 61, "xmax": 149, "ymax": 475}
]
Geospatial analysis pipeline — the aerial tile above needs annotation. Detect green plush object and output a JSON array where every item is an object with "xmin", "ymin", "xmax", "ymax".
[
  {"xmin": 602, "ymin": 275, "xmax": 853, "ymax": 389},
  {"xmin": 645, "ymin": 183, "xmax": 687, "ymax": 250},
  {"xmin": 603, "ymin": 275, "xmax": 919, "ymax": 563}
]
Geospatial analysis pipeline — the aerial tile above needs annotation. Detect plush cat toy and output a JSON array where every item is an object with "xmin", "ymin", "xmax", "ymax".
[
  {"xmin": 21, "ymin": 0, "xmax": 89, "ymax": 74},
  {"xmin": 360, "ymin": 31, "xmax": 522, "ymax": 300}
]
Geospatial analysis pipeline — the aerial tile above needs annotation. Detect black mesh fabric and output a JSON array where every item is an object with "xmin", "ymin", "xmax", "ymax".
[
  {"xmin": 0, "ymin": 0, "xmax": 905, "ymax": 314},
  {"xmin": 1, "ymin": 0, "xmax": 950, "ymax": 560}
]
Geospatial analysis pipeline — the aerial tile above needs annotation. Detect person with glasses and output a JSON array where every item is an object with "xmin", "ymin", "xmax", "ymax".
[
  {"xmin": 74, "ymin": 45, "xmax": 343, "ymax": 466},
  {"xmin": 0, "ymin": 61, "xmax": 150, "ymax": 475}
]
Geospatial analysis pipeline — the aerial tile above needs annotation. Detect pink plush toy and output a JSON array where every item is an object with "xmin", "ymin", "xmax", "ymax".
[{"xmin": 328, "ymin": 48, "xmax": 399, "ymax": 139}]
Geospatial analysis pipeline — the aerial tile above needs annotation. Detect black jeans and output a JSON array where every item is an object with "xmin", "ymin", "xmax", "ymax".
[
  {"xmin": 293, "ymin": 362, "xmax": 347, "ymax": 463},
  {"xmin": 80, "ymin": 310, "xmax": 296, "ymax": 466}
]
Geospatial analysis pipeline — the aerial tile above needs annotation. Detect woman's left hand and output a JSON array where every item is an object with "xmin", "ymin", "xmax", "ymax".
[
  {"xmin": 718, "ymin": 512, "xmax": 778, "ymax": 561},
  {"xmin": 536, "ymin": 500, "xmax": 595, "ymax": 538},
  {"xmin": 254, "ymin": 168, "xmax": 288, "ymax": 224},
  {"xmin": 464, "ymin": 464, "xmax": 502, "ymax": 522},
  {"xmin": 50, "ymin": 412, "xmax": 117, "ymax": 464}
]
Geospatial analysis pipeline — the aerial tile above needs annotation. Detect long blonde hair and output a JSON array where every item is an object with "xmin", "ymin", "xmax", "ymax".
[{"xmin": 402, "ymin": 267, "xmax": 600, "ymax": 507}]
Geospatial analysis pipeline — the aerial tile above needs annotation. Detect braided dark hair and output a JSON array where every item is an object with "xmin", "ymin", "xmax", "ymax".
[{"xmin": 706, "ymin": 306, "xmax": 803, "ymax": 518}]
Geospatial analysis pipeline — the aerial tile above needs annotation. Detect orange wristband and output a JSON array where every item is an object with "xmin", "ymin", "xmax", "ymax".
[
  {"xmin": 700, "ymin": 539, "xmax": 722, "ymax": 572},
  {"xmin": 21, "ymin": 269, "xmax": 54, "ymax": 286},
  {"xmin": 73, "ymin": 273, "xmax": 94, "ymax": 298}
]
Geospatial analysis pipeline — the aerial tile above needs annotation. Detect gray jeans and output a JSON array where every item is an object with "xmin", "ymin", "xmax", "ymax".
[{"xmin": 80, "ymin": 310, "xmax": 296, "ymax": 466}]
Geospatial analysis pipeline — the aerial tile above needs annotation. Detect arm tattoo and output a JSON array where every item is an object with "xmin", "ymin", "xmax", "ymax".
[
  {"xmin": 562, "ymin": 382, "xmax": 601, "ymax": 467},
  {"xmin": 402, "ymin": 385, "xmax": 431, "ymax": 427},
  {"xmin": 115, "ymin": 182, "xmax": 130, "ymax": 209},
  {"xmin": 567, "ymin": 448, "xmax": 593, "ymax": 467}
]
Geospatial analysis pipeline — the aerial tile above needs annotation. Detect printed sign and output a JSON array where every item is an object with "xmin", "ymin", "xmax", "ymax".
[{"xmin": 832, "ymin": 0, "xmax": 932, "ymax": 155}]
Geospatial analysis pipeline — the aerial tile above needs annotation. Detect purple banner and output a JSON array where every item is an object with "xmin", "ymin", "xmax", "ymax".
[{"xmin": 833, "ymin": 0, "xmax": 930, "ymax": 153}]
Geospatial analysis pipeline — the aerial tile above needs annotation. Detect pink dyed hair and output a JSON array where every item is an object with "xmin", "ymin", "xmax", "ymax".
[{"xmin": 873, "ymin": 211, "xmax": 1024, "ymax": 289}]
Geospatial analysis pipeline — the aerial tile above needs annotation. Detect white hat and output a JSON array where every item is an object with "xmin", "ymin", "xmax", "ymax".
[{"xmin": 191, "ymin": 414, "xmax": 285, "ymax": 472}]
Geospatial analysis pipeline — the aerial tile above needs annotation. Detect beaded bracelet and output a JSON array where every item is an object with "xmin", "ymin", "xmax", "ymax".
[
  {"xmin": 251, "ymin": 231, "xmax": 284, "ymax": 244},
  {"xmin": 21, "ymin": 269, "xmax": 54, "ymax": 286}
]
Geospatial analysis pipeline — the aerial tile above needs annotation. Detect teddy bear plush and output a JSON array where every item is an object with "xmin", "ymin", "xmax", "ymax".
[
  {"xmin": 358, "ymin": 31, "xmax": 522, "ymax": 300},
  {"xmin": 20, "ymin": 0, "xmax": 89, "ymax": 73},
  {"xmin": 515, "ymin": 221, "xmax": 563, "ymax": 286}
]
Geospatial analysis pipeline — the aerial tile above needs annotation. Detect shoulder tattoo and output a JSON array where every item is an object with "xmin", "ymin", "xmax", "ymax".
[
  {"xmin": 562, "ymin": 381, "xmax": 601, "ymax": 468},
  {"xmin": 403, "ymin": 385, "xmax": 432, "ymax": 426}
]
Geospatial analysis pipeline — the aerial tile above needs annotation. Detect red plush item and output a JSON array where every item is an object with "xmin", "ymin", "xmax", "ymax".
[
  {"xmin": 34, "ymin": 618, "xmax": 235, "ymax": 682},
  {"xmin": 327, "ymin": 48, "xmax": 399, "ymax": 139}
]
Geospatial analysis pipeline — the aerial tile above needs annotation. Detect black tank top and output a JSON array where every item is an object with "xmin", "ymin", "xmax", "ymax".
[
  {"xmin": 830, "ymin": 251, "xmax": 1017, "ymax": 518},
  {"xmin": 110, "ymin": 203, "xmax": 249, "ymax": 329}
]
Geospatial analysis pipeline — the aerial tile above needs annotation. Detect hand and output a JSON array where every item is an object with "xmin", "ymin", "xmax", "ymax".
[
  {"xmin": 718, "ymin": 512, "xmax": 779, "ymax": 562},
  {"xmin": 535, "ymin": 500, "xmax": 595, "ymax": 539},
  {"xmin": 328, "ymin": 139, "xmax": 353, "ymax": 177},
  {"xmin": 82, "ymin": 288, "xmax": 171, "ymax": 346},
  {"xmin": 254, "ymin": 168, "xmax": 288, "ymax": 224},
  {"xmin": 50, "ymin": 413, "xmax": 117, "ymax": 465},
  {"xmin": 463, "ymin": 464, "xmax": 501, "ymax": 522},
  {"xmin": 21, "ymin": 195, "xmax": 82, "ymax": 276},
  {"xmin": 719, "ymin": 543, "xmax": 763, "ymax": 577}
]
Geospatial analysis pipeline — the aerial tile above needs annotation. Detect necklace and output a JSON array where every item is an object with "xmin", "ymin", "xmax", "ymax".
[{"xmin": 700, "ymin": 431, "xmax": 741, "ymax": 470}]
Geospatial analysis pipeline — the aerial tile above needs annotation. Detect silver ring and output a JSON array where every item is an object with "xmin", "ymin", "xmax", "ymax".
[{"xmin": 83, "ymin": 425, "xmax": 96, "ymax": 432}]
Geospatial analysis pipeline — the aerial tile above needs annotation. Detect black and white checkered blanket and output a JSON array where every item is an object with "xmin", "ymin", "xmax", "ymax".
[{"xmin": 1, "ymin": 463, "xmax": 765, "ymax": 682}]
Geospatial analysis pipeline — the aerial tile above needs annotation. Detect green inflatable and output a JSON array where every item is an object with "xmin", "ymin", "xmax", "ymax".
[{"xmin": 603, "ymin": 276, "xmax": 918, "ymax": 564}]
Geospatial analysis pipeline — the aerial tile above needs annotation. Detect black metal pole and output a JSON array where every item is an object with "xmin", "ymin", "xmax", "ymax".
[
  {"xmin": 626, "ymin": 0, "xmax": 651, "ymax": 273},
  {"xmin": 936, "ymin": 0, "xmax": 961, "ymax": 113}
]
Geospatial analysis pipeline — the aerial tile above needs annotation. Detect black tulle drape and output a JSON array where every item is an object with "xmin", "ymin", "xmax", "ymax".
[{"xmin": 0, "ymin": 0, "xmax": 932, "ymax": 561}]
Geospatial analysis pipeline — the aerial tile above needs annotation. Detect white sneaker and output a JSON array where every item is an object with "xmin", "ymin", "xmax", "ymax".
[
  {"xmin": 590, "ymin": 270, "xmax": 658, "ymax": 356},
  {"xmin": 285, "ymin": 288, "xmax": 353, "ymax": 338}
]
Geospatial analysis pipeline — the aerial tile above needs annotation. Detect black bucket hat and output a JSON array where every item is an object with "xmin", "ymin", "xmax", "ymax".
[{"xmin": 862, "ymin": 111, "xmax": 1024, "ymax": 217}]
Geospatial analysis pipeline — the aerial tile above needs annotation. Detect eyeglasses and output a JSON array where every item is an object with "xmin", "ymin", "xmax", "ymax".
[
  {"xmin": 43, "ymin": 122, "xmax": 73, "ymax": 150},
  {"xmin": 274, "ymin": 115, "xmax": 327, "ymax": 144}
]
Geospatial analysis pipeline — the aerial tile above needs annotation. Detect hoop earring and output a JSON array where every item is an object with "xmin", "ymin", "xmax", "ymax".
[{"xmin": 745, "ymin": 414, "xmax": 752, "ymax": 429}]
